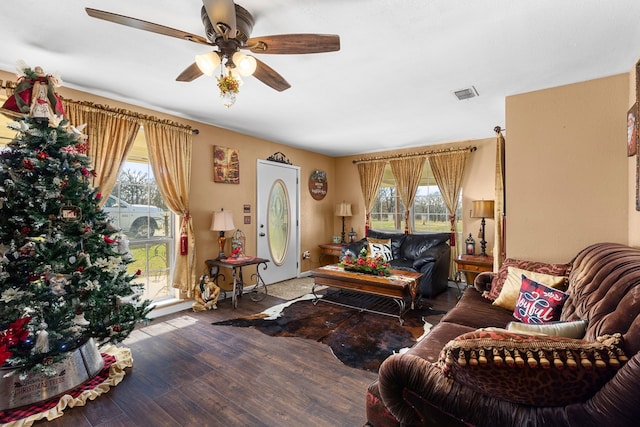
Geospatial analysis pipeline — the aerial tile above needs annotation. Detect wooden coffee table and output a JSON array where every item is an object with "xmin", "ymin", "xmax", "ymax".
[{"xmin": 309, "ymin": 265, "xmax": 422, "ymax": 324}]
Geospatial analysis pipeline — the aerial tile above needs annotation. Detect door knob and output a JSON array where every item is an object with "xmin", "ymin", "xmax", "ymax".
[{"xmin": 259, "ymin": 232, "xmax": 265, "ymax": 237}]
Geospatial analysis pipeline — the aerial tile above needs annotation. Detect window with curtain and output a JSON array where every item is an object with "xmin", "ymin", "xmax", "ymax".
[
  {"xmin": 371, "ymin": 162, "xmax": 462, "ymax": 233},
  {"xmin": 0, "ymin": 106, "xmax": 177, "ymax": 303},
  {"xmin": 111, "ymin": 128, "xmax": 175, "ymax": 303}
]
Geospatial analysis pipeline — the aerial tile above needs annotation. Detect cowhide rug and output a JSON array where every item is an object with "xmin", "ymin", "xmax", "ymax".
[{"xmin": 212, "ymin": 294, "xmax": 447, "ymax": 372}]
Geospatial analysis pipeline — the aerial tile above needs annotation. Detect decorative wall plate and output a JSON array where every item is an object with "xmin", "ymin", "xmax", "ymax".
[{"xmin": 308, "ymin": 169, "xmax": 327, "ymax": 200}]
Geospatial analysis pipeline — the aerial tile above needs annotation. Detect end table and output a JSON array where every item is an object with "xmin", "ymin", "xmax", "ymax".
[
  {"xmin": 454, "ymin": 254, "xmax": 493, "ymax": 295},
  {"xmin": 318, "ymin": 243, "xmax": 345, "ymax": 265}
]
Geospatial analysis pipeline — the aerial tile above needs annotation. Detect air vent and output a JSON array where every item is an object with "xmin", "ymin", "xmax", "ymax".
[{"xmin": 453, "ymin": 86, "xmax": 479, "ymax": 101}]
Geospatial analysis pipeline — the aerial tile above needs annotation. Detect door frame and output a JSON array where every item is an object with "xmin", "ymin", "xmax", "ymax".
[{"xmin": 256, "ymin": 159, "xmax": 300, "ymax": 283}]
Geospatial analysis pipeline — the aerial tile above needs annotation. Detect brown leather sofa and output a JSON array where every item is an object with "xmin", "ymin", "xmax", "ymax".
[{"xmin": 365, "ymin": 242, "xmax": 640, "ymax": 427}]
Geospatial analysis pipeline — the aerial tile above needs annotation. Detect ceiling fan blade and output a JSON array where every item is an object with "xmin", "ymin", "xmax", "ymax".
[
  {"xmin": 176, "ymin": 63, "xmax": 204, "ymax": 82},
  {"xmin": 246, "ymin": 34, "xmax": 340, "ymax": 54},
  {"xmin": 86, "ymin": 8, "xmax": 211, "ymax": 46},
  {"xmin": 253, "ymin": 58, "xmax": 291, "ymax": 92},
  {"xmin": 202, "ymin": 0, "xmax": 236, "ymax": 38}
]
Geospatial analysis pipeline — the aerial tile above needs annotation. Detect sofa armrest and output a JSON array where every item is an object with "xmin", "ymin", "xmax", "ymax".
[
  {"xmin": 412, "ymin": 255, "xmax": 437, "ymax": 271},
  {"xmin": 378, "ymin": 353, "xmax": 449, "ymax": 425},
  {"xmin": 474, "ymin": 271, "xmax": 495, "ymax": 293}
]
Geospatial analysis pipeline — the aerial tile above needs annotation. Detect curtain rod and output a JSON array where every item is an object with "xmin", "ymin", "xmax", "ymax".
[
  {"xmin": 352, "ymin": 145, "xmax": 476, "ymax": 164},
  {"xmin": 1, "ymin": 80, "xmax": 198, "ymax": 134},
  {"xmin": 60, "ymin": 97, "xmax": 199, "ymax": 134}
]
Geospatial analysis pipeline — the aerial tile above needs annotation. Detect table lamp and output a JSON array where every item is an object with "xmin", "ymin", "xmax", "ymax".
[
  {"xmin": 471, "ymin": 200, "xmax": 494, "ymax": 257},
  {"xmin": 211, "ymin": 209, "xmax": 235, "ymax": 258},
  {"xmin": 335, "ymin": 201, "xmax": 352, "ymax": 244}
]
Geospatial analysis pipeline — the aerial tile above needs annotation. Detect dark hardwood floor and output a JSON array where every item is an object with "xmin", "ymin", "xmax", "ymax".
[{"xmin": 34, "ymin": 284, "xmax": 460, "ymax": 427}]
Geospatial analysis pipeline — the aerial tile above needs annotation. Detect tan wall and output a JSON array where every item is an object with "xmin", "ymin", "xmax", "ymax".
[
  {"xmin": 333, "ymin": 138, "xmax": 498, "ymax": 256},
  {"xmin": 4, "ymin": 66, "xmax": 634, "ymax": 281},
  {"xmin": 505, "ymin": 73, "xmax": 629, "ymax": 263},
  {"xmin": 0, "ymin": 69, "xmax": 335, "ymax": 282},
  {"xmin": 628, "ymin": 61, "xmax": 640, "ymax": 246}
]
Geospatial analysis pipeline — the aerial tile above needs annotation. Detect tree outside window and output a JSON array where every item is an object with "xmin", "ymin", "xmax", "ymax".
[{"xmin": 371, "ymin": 163, "xmax": 461, "ymax": 233}]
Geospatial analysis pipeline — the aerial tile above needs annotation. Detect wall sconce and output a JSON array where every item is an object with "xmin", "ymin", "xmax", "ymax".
[
  {"xmin": 471, "ymin": 200, "xmax": 494, "ymax": 257},
  {"xmin": 211, "ymin": 209, "xmax": 235, "ymax": 258}
]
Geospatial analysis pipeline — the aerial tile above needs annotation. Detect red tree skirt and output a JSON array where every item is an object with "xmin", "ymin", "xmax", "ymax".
[{"xmin": 0, "ymin": 345, "xmax": 132, "ymax": 427}]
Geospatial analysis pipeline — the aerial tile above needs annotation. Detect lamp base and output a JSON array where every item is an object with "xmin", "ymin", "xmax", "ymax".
[
  {"xmin": 479, "ymin": 218, "xmax": 488, "ymax": 257},
  {"xmin": 217, "ymin": 232, "xmax": 227, "ymax": 259}
]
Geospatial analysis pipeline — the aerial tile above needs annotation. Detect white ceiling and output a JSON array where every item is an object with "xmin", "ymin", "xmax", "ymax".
[{"xmin": 1, "ymin": 0, "xmax": 639, "ymax": 157}]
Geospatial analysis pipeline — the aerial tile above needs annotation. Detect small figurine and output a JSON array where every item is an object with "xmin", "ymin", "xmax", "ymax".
[
  {"xmin": 50, "ymin": 273, "xmax": 68, "ymax": 296},
  {"xmin": 192, "ymin": 274, "xmax": 220, "ymax": 311}
]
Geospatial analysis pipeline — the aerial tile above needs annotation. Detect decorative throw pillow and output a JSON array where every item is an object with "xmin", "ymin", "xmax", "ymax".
[
  {"xmin": 437, "ymin": 328, "xmax": 628, "ymax": 407},
  {"xmin": 484, "ymin": 258, "xmax": 571, "ymax": 301},
  {"xmin": 513, "ymin": 276, "xmax": 568, "ymax": 324},
  {"xmin": 492, "ymin": 267, "xmax": 566, "ymax": 311},
  {"xmin": 367, "ymin": 238, "xmax": 393, "ymax": 261},
  {"xmin": 507, "ymin": 319, "xmax": 588, "ymax": 339}
]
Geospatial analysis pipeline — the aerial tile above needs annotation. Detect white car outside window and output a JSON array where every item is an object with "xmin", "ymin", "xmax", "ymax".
[{"xmin": 103, "ymin": 195, "xmax": 166, "ymax": 238}]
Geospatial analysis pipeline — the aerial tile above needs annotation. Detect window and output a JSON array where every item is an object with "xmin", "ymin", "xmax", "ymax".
[
  {"xmin": 111, "ymin": 130, "xmax": 175, "ymax": 303},
  {"xmin": 370, "ymin": 162, "xmax": 462, "ymax": 233}
]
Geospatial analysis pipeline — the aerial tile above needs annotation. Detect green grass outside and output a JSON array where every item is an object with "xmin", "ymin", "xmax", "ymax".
[
  {"xmin": 127, "ymin": 243, "xmax": 170, "ymax": 275},
  {"xmin": 370, "ymin": 220, "xmax": 461, "ymax": 233}
]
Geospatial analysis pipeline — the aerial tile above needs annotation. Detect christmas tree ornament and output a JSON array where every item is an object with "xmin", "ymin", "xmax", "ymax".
[
  {"xmin": 72, "ymin": 308, "xmax": 90, "ymax": 327},
  {"xmin": 34, "ymin": 322, "xmax": 49, "ymax": 354},
  {"xmin": 49, "ymin": 273, "xmax": 67, "ymax": 296}
]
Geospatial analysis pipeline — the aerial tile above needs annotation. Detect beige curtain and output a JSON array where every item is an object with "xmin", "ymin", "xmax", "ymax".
[
  {"xmin": 389, "ymin": 157, "xmax": 426, "ymax": 234},
  {"xmin": 429, "ymin": 150, "xmax": 470, "ymax": 278},
  {"xmin": 357, "ymin": 161, "xmax": 386, "ymax": 236},
  {"xmin": 494, "ymin": 127, "xmax": 506, "ymax": 271},
  {"xmin": 62, "ymin": 99, "xmax": 140, "ymax": 203},
  {"xmin": 143, "ymin": 120, "xmax": 196, "ymax": 297}
]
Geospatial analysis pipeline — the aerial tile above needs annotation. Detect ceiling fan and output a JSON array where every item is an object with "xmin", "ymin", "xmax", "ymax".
[{"xmin": 85, "ymin": 0, "xmax": 340, "ymax": 93}]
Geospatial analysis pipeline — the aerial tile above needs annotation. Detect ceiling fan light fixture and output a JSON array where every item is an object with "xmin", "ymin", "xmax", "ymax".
[
  {"xmin": 232, "ymin": 51, "xmax": 257, "ymax": 76},
  {"xmin": 195, "ymin": 52, "xmax": 221, "ymax": 76}
]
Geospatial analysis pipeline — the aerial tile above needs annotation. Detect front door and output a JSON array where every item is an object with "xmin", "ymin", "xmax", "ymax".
[{"xmin": 256, "ymin": 159, "xmax": 300, "ymax": 284}]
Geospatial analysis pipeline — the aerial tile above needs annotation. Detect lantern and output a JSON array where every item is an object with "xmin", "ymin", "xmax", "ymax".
[
  {"xmin": 231, "ymin": 229, "xmax": 246, "ymax": 257},
  {"xmin": 465, "ymin": 233, "xmax": 476, "ymax": 256}
]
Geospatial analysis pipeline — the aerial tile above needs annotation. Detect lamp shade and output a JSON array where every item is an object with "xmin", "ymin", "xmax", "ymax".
[
  {"xmin": 232, "ymin": 51, "xmax": 257, "ymax": 76},
  {"xmin": 195, "ymin": 52, "xmax": 221, "ymax": 77},
  {"xmin": 471, "ymin": 200, "xmax": 495, "ymax": 219},
  {"xmin": 210, "ymin": 210, "xmax": 235, "ymax": 231},
  {"xmin": 335, "ymin": 201, "xmax": 352, "ymax": 217}
]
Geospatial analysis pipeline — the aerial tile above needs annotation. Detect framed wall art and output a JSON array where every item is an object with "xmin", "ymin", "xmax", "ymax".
[
  {"xmin": 213, "ymin": 145, "xmax": 239, "ymax": 184},
  {"xmin": 628, "ymin": 102, "xmax": 637, "ymax": 157},
  {"xmin": 636, "ymin": 59, "xmax": 640, "ymax": 211}
]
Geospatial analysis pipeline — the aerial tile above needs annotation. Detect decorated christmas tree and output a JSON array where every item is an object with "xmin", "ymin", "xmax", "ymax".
[{"xmin": 0, "ymin": 63, "xmax": 151, "ymax": 376}]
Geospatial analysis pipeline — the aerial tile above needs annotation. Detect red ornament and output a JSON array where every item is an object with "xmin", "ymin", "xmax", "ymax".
[
  {"xmin": 22, "ymin": 159, "xmax": 34, "ymax": 170},
  {"xmin": 95, "ymin": 192, "xmax": 102, "ymax": 200},
  {"xmin": 104, "ymin": 236, "xmax": 116, "ymax": 244},
  {"xmin": 21, "ymin": 226, "xmax": 31, "ymax": 234},
  {"xmin": 36, "ymin": 151, "xmax": 48, "ymax": 160},
  {"xmin": 135, "ymin": 269, "xmax": 142, "ymax": 276}
]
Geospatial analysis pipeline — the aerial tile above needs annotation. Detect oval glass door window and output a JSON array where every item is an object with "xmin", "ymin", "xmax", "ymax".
[{"xmin": 268, "ymin": 179, "xmax": 290, "ymax": 266}]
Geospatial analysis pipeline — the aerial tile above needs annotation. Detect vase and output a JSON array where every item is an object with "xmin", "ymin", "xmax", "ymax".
[{"xmin": 0, "ymin": 338, "xmax": 105, "ymax": 411}]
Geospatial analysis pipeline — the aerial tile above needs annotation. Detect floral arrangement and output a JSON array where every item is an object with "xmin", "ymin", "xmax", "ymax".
[
  {"xmin": 217, "ymin": 74, "xmax": 240, "ymax": 94},
  {"xmin": 340, "ymin": 247, "xmax": 391, "ymax": 277}
]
